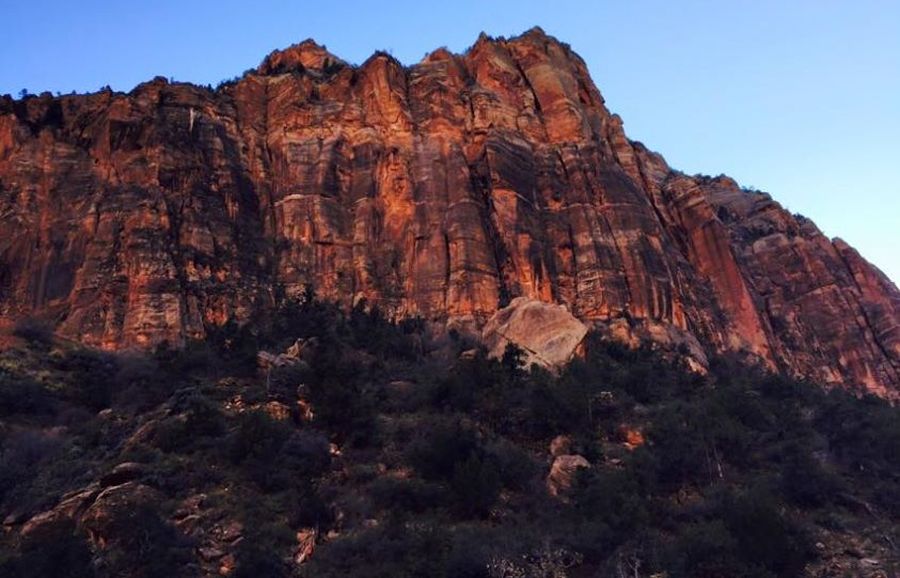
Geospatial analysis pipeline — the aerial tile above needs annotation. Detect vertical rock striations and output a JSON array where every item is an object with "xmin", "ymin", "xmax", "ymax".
[{"xmin": 0, "ymin": 28, "xmax": 897, "ymax": 397}]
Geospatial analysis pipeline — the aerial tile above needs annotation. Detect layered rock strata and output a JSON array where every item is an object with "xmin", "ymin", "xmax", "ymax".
[{"xmin": 0, "ymin": 29, "xmax": 897, "ymax": 396}]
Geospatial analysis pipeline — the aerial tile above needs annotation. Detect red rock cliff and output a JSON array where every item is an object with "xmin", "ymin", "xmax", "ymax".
[{"xmin": 0, "ymin": 28, "xmax": 897, "ymax": 397}]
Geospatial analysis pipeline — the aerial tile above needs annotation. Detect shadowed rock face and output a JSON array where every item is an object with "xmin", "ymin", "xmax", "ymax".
[{"xmin": 0, "ymin": 28, "xmax": 897, "ymax": 397}]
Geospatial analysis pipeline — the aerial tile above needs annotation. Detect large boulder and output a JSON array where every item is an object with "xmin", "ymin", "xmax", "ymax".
[
  {"xmin": 549, "ymin": 435, "xmax": 572, "ymax": 457},
  {"xmin": 547, "ymin": 454, "xmax": 590, "ymax": 497},
  {"xmin": 294, "ymin": 527, "xmax": 318, "ymax": 565},
  {"xmin": 99, "ymin": 462, "xmax": 145, "ymax": 488},
  {"xmin": 19, "ymin": 484, "xmax": 101, "ymax": 536},
  {"xmin": 482, "ymin": 298, "xmax": 588, "ymax": 371},
  {"xmin": 80, "ymin": 482, "xmax": 162, "ymax": 546}
]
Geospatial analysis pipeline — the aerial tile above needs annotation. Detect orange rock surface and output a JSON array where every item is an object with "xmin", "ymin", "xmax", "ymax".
[{"xmin": 0, "ymin": 28, "xmax": 897, "ymax": 396}]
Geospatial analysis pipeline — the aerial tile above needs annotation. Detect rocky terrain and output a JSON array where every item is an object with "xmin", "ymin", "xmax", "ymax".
[
  {"xmin": 1, "ymin": 301, "xmax": 898, "ymax": 577},
  {"xmin": 0, "ymin": 28, "xmax": 898, "ymax": 397}
]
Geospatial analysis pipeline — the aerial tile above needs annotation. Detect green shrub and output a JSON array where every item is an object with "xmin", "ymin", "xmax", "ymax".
[
  {"xmin": 150, "ymin": 416, "xmax": 192, "ymax": 453},
  {"xmin": 151, "ymin": 393, "xmax": 225, "ymax": 454},
  {"xmin": 176, "ymin": 390, "xmax": 226, "ymax": 438},
  {"xmin": 261, "ymin": 431, "xmax": 332, "ymax": 492},
  {"xmin": 0, "ymin": 373, "xmax": 53, "ymax": 416},
  {"xmin": 302, "ymin": 521, "xmax": 449, "ymax": 578},
  {"xmin": 484, "ymin": 438, "xmax": 538, "ymax": 491},
  {"xmin": 407, "ymin": 419, "xmax": 480, "ymax": 481},
  {"xmin": 232, "ymin": 544, "xmax": 286, "ymax": 578},
  {"xmin": 664, "ymin": 487, "xmax": 813, "ymax": 578},
  {"xmin": 444, "ymin": 530, "xmax": 494, "ymax": 578},
  {"xmin": 279, "ymin": 430, "xmax": 331, "ymax": 478},
  {"xmin": 721, "ymin": 488, "xmax": 813, "ymax": 578},
  {"xmin": 405, "ymin": 419, "xmax": 509, "ymax": 518},
  {"xmin": 230, "ymin": 410, "xmax": 292, "ymax": 464},
  {"xmin": 566, "ymin": 468, "xmax": 649, "ymax": 561},
  {"xmin": 203, "ymin": 319, "xmax": 260, "ymax": 375},
  {"xmin": 0, "ymin": 429, "xmax": 65, "ymax": 506},
  {"xmin": 55, "ymin": 349, "xmax": 117, "ymax": 410},
  {"xmin": 666, "ymin": 520, "xmax": 743, "ymax": 578},
  {"xmin": 780, "ymin": 445, "xmax": 841, "ymax": 508},
  {"xmin": 103, "ymin": 505, "xmax": 193, "ymax": 578},
  {"xmin": 450, "ymin": 454, "xmax": 501, "ymax": 518},
  {"xmin": 817, "ymin": 390, "xmax": 900, "ymax": 476},
  {"xmin": 110, "ymin": 354, "xmax": 172, "ymax": 412},
  {"xmin": 288, "ymin": 479, "xmax": 334, "ymax": 528},
  {"xmin": 305, "ymin": 339, "xmax": 377, "ymax": 446},
  {"xmin": 229, "ymin": 410, "xmax": 294, "ymax": 491},
  {"xmin": 369, "ymin": 477, "xmax": 447, "ymax": 514}
]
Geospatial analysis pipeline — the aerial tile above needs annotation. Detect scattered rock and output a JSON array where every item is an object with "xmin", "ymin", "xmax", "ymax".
[
  {"xmin": 294, "ymin": 528, "xmax": 317, "ymax": 565},
  {"xmin": 296, "ymin": 399, "xmax": 315, "ymax": 421},
  {"xmin": 99, "ymin": 462, "xmax": 144, "ymax": 487},
  {"xmin": 123, "ymin": 418, "xmax": 160, "ymax": 449},
  {"xmin": 844, "ymin": 547, "xmax": 864, "ymax": 559},
  {"xmin": 617, "ymin": 425, "xmax": 645, "ymax": 450},
  {"xmin": 263, "ymin": 400, "xmax": 292, "ymax": 421},
  {"xmin": 258, "ymin": 337, "xmax": 318, "ymax": 373},
  {"xmin": 21, "ymin": 483, "xmax": 102, "ymax": 536},
  {"xmin": 175, "ymin": 493, "xmax": 207, "ymax": 519},
  {"xmin": 684, "ymin": 356, "xmax": 708, "ymax": 375},
  {"xmin": 80, "ymin": 482, "xmax": 161, "ymax": 546},
  {"xmin": 20, "ymin": 511, "xmax": 62, "ymax": 536},
  {"xmin": 215, "ymin": 520, "xmax": 243, "ymax": 544},
  {"xmin": 218, "ymin": 553, "xmax": 236, "ymax": 576},
  {"xmin": 3, "ymin": 511, "xmax": 27, "ymax": 527},
  {"xmin": 175, "ymin": 514, "xmax": 203, "ymax": 536},
  {"xmin": 387, "ymin": 380, "xmax": 415, "ymax": 392},
  {"xmin": 547, "ymin": 455, "xmax": 590, "ymax": 497},
  {"xmin": 549, "ymin": 435, "xmax": 572, "ymax": 457},
  {"xmin": 199, "ymin": 546, "xmax": 226, "ymax": 561},
  {"xmin": 286, "ymin": 337, "xmax": 318, "ymax": 360},
  {"xmin": 257, "ymin": 351, "xmax": 300, "ymax": 370}
]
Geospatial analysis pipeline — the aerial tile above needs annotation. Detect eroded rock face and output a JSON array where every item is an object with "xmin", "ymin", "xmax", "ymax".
[{"xmin": 0, "ymin": 28, "xmax": 897, "ymax": 397}]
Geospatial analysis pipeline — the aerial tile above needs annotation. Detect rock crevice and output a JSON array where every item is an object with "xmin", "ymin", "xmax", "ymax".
[{"xmin": 0, "ymin": 30, "xmax": 897, "ymax": 397}]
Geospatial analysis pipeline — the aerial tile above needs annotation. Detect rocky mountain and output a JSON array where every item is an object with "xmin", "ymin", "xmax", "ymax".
[{"xmin": 0, "ymin": 28, "xmax": 897, "ymax": 397}]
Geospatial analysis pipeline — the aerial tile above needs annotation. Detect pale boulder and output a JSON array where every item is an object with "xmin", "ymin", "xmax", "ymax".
[
  {"xmin": 547, "ymin": 454, "xmax": 590, "ymax": 496},
  {"xmin": 482, "ymin": 298, "xmax": 588, "ymax": 371}
]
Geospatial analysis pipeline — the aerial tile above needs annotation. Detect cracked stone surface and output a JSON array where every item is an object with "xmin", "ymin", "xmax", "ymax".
[{"xmin": 0, "ymin": 28, "xmax": 897, "ymax": 397}]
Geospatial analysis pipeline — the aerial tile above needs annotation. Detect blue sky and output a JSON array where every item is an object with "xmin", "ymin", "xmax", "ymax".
[{"xmin": 2, "ymin": 0, "xmax": 898, "ymax": 282}]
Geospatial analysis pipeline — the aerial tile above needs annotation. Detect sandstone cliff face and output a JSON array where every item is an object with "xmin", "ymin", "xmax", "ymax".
[{"xmin": 0, "ymin": 28, "xmax": 897, "ymax": 396}]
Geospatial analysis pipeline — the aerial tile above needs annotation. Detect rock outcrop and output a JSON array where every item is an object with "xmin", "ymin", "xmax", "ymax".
[
  {"xmin": 482, "ymin": 297, "xmax": 587, "ymax": 370},
  {"xmin": 0, "ymin": 28, "xmax": 897, "ymax": 397},
  {"xmin": 547, "ymin": 454, "xmax": 590, "ymax": 497}
]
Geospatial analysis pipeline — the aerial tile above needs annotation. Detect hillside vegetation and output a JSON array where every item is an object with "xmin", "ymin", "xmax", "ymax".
[{"xmin": 1, "ymin": 297, "xmax": 897, "ymax": 577}]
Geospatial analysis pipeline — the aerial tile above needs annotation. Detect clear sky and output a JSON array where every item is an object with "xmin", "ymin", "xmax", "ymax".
[{"xmin": 2, "ymin": 0, "xmax": 898, "ymax": 282}]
